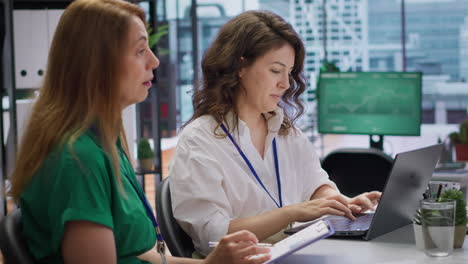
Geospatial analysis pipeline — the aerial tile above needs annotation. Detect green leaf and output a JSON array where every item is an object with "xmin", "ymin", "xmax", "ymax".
[
  {"xmin": 147, "ymin": 24, "xmax": 169, "ymax": 49},
  {"xmin": 439, "ymin": 189, "xmax": 467, "ymax": 225}
]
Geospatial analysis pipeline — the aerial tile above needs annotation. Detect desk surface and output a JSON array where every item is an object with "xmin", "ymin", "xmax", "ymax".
[{"xmin": 279, "ymin": 224, "xmax": 468, "ymax": 264}]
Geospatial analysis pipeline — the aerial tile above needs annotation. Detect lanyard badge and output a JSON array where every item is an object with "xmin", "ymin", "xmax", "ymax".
[
  {"xmin": 90, "ymin": 127, "xmax": 169, "ymax": 264},
  {"xmin": 120, "ymin": 152, "xmax": 168, "ymax": 264},
  {"xmin": 220, "ymin": 123, "xmax": 283, "ymax": 208},
  {"xmin": 157, "ymin": 236, "xmax": 167, "ymax": 264}
]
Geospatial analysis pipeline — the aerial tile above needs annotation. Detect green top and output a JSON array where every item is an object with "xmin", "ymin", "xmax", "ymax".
[{"xmin": 20, "ymin": 130, "xmax": 156, "ymax": 264}]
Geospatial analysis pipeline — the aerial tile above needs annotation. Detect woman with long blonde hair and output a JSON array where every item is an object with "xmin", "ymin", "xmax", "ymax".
[{"xmin": 9, "ymin": 0, "xmax": 270, "ymax": 263}]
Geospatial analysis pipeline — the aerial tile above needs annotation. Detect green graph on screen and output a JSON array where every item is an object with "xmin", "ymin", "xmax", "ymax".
[{"xmin": 317, "ymin": 72, "xmax": 422, "ymax": 136}]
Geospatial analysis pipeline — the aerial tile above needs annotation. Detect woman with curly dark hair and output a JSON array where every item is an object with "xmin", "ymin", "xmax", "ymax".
[{"xmin": 169, "ymin": 10, "xmax": 380, "ymax": 256}]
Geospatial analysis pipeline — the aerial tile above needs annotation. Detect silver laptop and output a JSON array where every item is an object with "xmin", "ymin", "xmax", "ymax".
[{"xmin": 285, "ymin": 144, "xmax": 443, "ymax": 240}]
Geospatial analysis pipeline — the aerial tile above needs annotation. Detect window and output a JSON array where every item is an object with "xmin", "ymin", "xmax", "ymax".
[{"xmin": 154, "ymin": 0, "xmax": 468, "ymax": 157}]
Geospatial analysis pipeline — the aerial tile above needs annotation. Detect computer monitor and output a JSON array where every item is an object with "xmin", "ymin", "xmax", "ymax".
[{"xmin": 317, "ymin": 72, "xmax": 422, "ymax": 149}]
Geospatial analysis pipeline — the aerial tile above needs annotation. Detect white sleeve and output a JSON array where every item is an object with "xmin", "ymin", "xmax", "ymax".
[
  {"xmin": 295, "ymin": 132, "xmax": 338, "ymax": 201},
  {"xmin": 169, "ymin": 134, "xmax": 231, "ymax": 256}
]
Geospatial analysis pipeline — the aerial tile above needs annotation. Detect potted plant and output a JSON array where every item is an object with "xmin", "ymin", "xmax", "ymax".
[
  {"xmin": 438, "ymin": 189, "xmax": 467, "ymax": 248},
  {"xmin": 137, "ymin": 137, "xmax": 154, "ymax": 171},
  {"xmin": 449, "ymin": 119, "xmax": 468, "ymax": 161}
]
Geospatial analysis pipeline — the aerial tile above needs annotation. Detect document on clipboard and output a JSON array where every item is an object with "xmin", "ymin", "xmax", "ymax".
[{"xmin": 264, "ymin": 219, "xmax": 334, "ymax": 264}]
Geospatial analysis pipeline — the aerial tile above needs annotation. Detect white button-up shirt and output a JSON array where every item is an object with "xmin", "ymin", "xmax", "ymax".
[{"xmin": 169, "ymin": 108, "xmax": 336, "ymax": 255}]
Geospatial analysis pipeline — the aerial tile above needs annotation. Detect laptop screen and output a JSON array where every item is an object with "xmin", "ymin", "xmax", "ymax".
[
  {"xmin": 284, "ymin": 144, "xmax": 443, "ymax": 239},
  {"xmin": 365, "ymin": 143, "xmax": 443, "ymax": 240}
]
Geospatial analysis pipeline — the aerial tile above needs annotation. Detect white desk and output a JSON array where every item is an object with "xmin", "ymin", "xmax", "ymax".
[{"xmin": 278, "ymin": 224, "xmax": 468, "ymax": 264}]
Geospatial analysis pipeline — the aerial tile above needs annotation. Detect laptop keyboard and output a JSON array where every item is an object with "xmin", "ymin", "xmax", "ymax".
[{"xmin": 328, "ymin": 213, "xmax": 374, "ymax": 231}]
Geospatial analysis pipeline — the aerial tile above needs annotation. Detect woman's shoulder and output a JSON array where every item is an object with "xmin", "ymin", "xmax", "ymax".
[
  {"xmin": 32, "ymin": 131, "xmax": 111, "ymax": 191},
  {"xmin": 280, "ymin": 125, "xmax": 306, "ymax": 139},
  {"xmin": 179, "ymin": 115, "xmax": 218, "ymax": 137},
  {"xmin": 175, "ymin": 115, "xmax": 223, "ymax": 151},
  {"xmin": 52, "ymin": 131, "xmax": 108, "ymax": 169}
]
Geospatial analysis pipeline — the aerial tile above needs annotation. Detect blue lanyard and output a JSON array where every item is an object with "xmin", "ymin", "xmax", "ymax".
[
  {"xmin": 220, "ymin": 124, "xmax": 283, "ymax": 208},
  {"xmin": 119, "ymin": 153, "xmax": 164, "ymax": 242},
  {"xmin": 120, "ymin": 150, "xmax": 168, "ymax": 264},
  {"xmin": 88, "ymin": 126, "xmax": 167, "ymax": 263}
]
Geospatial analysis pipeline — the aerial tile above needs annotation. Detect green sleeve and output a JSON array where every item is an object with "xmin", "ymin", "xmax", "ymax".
[{"xmin": 46, "ymin": 147, "xmax": 115, "ymax": 252}]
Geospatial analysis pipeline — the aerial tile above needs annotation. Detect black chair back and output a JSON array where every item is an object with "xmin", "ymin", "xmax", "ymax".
[
  {"xmin": 0, "ymin": 209, "xmax": 35, "ymax": 264},
  {"xmin": 156, "ymin": 177, "xmax": 195, "ymax": 258},
  {"xmin": 321, "ymin": 148, "xmax": 394, "ymax": 197}
]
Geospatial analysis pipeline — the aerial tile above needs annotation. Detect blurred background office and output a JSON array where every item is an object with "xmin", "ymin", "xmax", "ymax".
[
  {"xmin": 150, "ymin": 0, "xmax": 468, "ymax": 156},
  {"xmin": 1, "ymin": 0, "xmax": 468, "ymax": 217}
]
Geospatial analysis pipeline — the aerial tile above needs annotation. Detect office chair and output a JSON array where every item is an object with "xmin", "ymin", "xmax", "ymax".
[
  {"xmin": 156, "ymin": 177, "xmax": 195, "ymax": 258},
  {"xmin": 0, "ymin": 209, "xmax": 35, "ymax": 264},
  {"xmin": 321, "ymin": 148, "xmax": 394, "ymax": 198}
]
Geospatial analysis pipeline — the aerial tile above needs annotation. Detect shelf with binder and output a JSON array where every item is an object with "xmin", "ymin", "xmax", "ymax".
[{"xmin": 12, "ymin": 9, "xmax": 63, "ymax": 89}]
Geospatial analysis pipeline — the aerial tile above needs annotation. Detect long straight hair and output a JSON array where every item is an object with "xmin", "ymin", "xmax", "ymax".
[{"xmin": 9, "ymin": 0, "xmax": 145, "ymax": 201}]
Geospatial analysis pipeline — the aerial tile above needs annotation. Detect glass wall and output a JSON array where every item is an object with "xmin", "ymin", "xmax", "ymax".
[
  {"xmin": 154, "ymin": 0, "xmax": 260, "ymax": 136},
  {"xmin": 369, "ymin": 0, "xmax": 468, "ymax": 126},
  {"xmin": 152, "ymin": 0, "xmax": 468, "ymax": 157}
]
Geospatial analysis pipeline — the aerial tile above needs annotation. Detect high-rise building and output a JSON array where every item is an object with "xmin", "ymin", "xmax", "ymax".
[
  {"xmin": 291, "ymin": 0, "xmax": 369, "ymax": 88},
  {"xmin": 287, "ymin": 0, "xmax": 369, "ymax": 135},
  {"xmin": 284, "ymin": 0, "xmax": 468, "ymax": 127},
  {"xmin": 461, "ymin": 18, "xmax": 468, "ymax": 82},
  {"xmin": 369, "ymin": 0, "xmax": 468, "ymax": 124},
  {"xmin": 259, "ymin": 0, "xmax": 290, "ymax": 20},
  {"xmin": 369, "ymin": 0, "xmax": 468, "ymax": 81}
]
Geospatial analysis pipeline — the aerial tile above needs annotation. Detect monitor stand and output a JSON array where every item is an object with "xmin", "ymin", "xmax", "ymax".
[{"xmin": 370, "ymin": 135, "xmax": 384, "ymax": 151}]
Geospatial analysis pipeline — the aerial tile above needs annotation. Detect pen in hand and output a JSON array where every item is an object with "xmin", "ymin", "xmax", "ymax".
[{"xmin": 208, "ymin": 241, "xmax": 273, "ymax": 248}]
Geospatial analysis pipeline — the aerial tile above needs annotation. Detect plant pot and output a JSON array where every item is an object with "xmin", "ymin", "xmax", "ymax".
[
  {"xmin": 139, "ymin": 158, "xmax": 153, "ymax": 171},
  {"xmin": 454, "ymin": 225, "xmax": 466, "ymax": 248},
  {"xmin": 413, "ymin": 223, "xmax": 424, "ymax": 250},
  {"xmin": 454, "ymin": 144, "xmax": 468, "ymax": 161}
]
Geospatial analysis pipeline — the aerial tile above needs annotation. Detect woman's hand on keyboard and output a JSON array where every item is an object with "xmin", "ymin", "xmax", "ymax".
[
  {"xmin": 284, "ymin": 196, "xmax": 354, "ymax": 222},
  {"xmin": 348, "ymin": 191, "xmax": 381, "ymax": 214}
]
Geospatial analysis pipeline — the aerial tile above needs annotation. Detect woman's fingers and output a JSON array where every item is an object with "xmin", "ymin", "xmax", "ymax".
[
  {"xmin": 354, "ymin": 196, "xmax": 374, "ymax": 210},
  {"xmin": 366, "ymin": 191, "xmax": 382, "ymax": 206},
  {"xmin": 221, "ymin": 230, "xmax": 258, "ymax": 245},
  {"xmin": 222, "ymin": 232, "xmax": 272, "ymax": 263},
  {"xmin": 208, "ymin": 233, "xmax": 271, "ymax": 264},
  {"xmin": 349, "ymin": 204, "xmax": 362, "ymax": 213},
  {"xmin": 235, "ymin": 242, "xmax": 271, "ymax": 264},
  {"xmin": 319, "ymin": 199, "xmax": 353, "ymax": 215},
  {"xmin": 323, "ymin": 195, "xmax": 359, "ymax": 219},
  {"xmin": 319, "ymin": 207, "xmax": 347, "ymax": 217},
  {"xmin": 326, "ymin": 193, "xmax": 350, "ymax": 207},
  {"xmin": 246, "ymin": 253, "xmax": 271, "ymax": 263},
  {"xmin": 237, "ymin": 243, "xmax": 271, "ymax": 258},
  {"xmin": 321, "ymin": 204, "xmax": 355, "ymax": 220},
  {"xmin": 292, "ymin": 198, "xmax": 355, "ymax": 221},
  {"xmin": 350, "ymin": 191, "xmax": 382, "ymax": 211},
  {"xmin": 291, "ymin": 191, "xmax": 382, "ymax": 224}
]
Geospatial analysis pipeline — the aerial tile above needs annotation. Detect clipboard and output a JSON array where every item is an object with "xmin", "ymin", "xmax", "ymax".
[{"xmin": 264, "ymin": 219, "xmax": 334, "ymax": 264}]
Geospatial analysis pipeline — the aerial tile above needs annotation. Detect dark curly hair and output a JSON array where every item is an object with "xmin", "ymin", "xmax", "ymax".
[{"xmin": 185, "ymin": 10, "xmax": 306, "ymax": 136}]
